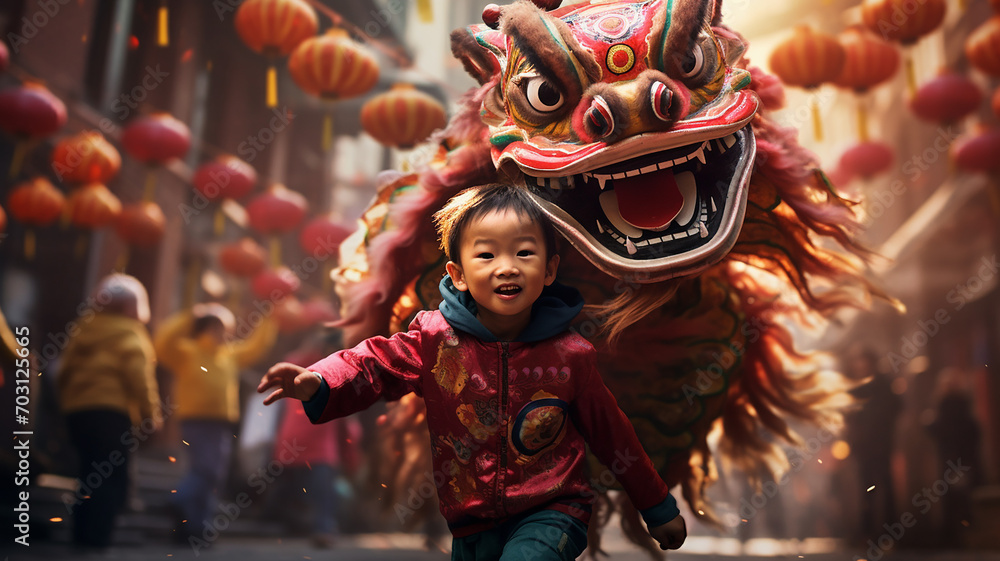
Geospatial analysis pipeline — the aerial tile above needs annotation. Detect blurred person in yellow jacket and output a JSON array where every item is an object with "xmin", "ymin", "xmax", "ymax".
[
  {"xmin": 154, "ymin": 302, "xmax": 276, "ymax": 544},
  {"xmin": 57, "ymin": 274, "xmax": 162, "ymax": 550}
]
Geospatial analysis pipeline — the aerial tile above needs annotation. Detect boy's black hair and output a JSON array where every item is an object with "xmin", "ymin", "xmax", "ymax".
[{"xmin": 434, "ymin": 184, "xmax": 558, "ymax": 264}]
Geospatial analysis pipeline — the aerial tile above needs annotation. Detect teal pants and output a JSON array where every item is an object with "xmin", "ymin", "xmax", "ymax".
[{"xmin": 451, "ymin": 510, "xmax": 588, "ymax": 561}]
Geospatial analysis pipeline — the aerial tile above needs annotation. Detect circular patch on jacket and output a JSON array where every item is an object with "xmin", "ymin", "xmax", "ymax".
[{"xmin": 510, "ymin": 398, "xmax": 569, "ymax": 456}]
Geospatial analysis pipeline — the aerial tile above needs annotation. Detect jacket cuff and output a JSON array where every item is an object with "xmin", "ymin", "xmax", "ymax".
[
  {"xmin": 302, "ymin": 372, "xmax": 329, "ymax": 423},
  {"xmin": 639, "ymin": 493, "xmax": 679, "ymax": 528}
]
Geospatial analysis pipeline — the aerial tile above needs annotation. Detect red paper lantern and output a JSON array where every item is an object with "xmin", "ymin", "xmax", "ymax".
[
  {"xmin": 193, "ymin": 155, "xmax": 258, "ymax": 201},
  {"xmin": 51, "ymin": 131, "xmax": 122, "ymax": 184},
  {"xmin": 909, "ymin": 72, "xmax": 982, "ymax": 123},
  {"xmin": 274, "ymin": 295, "xmax": 308, "ymax": 333},
  {"xmin": 302, "ymin": 298, "xmax": 338, "ymax": 325},
  {"xmin": 0, "ymin": 41, "xmax": 9, "ymax": 73},
  {"xmin": 838, "ymin": 141, "xmax": 895, "ymax": 179},
  {"xmin": 952, "ymin": 126, "xmax": 1000, "ymax": 174},
  {"xmin": 234, "ymin": 0, "xmax": 318, "ymax": 107},
  {"xmin": 299, "ymin": 214, "xmax": 351, "ymax": 256},
  {"xmin": 288, "ymin": 29, "xmax": 379, "ymax": 100},
  {"xmin": 768, "ymin": 26, "xmax": 846, "ymax": 89},
  {"xmin": 361, "ymin": 84, "xmax": 449, "ymax": 149},
  {"xmin": 966, "ymin": 16, "xmax": 1000, "ymax": 77},
  {"xmin": 121, "ymin": 113, "xmax": 191, "ymax": 165},
  {"xmin": 65, "ymin": 183, "xmax": 122, "ymax": 229},
  {"xmin": 251, "ymin": 267, "xmax": 300, "ymax": 300},
  {"xmin": 246, "ymin": 183, "xmax": 308, "ymax": 234},
  {"xmin": 234, "ymin": 0, "xmax": 317, "ymax": 57},
  {"xmin": 116, "ymin": 201, "xmax": 166, "ymax": 247},
  {"xmin": 833, "ymin": 26, "xmax": 900, "ymax": 92},
  {"xmin": 0, "ymin": 83, "xmax": 66, "ymax": 138},
  {"xmin": 861, "ymin": 0, "xmax": 946, "ymax": 45},
  {"xmin": 7, "ymin": 177, "xmax": 64, "ymax": 226},
  {"xmin": 219, "ymin": 238, "xmax": 268, "ymax": 277}
]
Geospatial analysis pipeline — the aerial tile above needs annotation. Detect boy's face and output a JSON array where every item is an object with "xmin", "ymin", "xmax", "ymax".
[{"xmin": 446, "ymin": 209, "xmax": 559, "ymax": 340}]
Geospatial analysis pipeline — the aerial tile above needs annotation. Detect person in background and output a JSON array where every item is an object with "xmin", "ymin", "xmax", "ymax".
[
  {"xmin": 57, "ymin": 274, "xmax": 162, "ymax": 550},
  {"xmin": 927, "ymin": 367, "xmax": 982, "ymax": 546},
  {"xmin": 271, "ymin": 330, "xmax": 362, "ymax": 548},
  {"xmin": 844, "ymin": 346, "xmax": 902, "ymax": 545},
  {"xmin": 154, "ymin": 302, "xmax": 277, "ymax": 544}
]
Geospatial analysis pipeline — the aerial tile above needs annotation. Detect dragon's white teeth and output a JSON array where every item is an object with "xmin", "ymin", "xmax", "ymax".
[
  {"xmin": 563, "ymin": 176, "xmax": 575, "ymax": 188},
  {"xmin": 582, "ymin": 172, "xmax": 593, "ymax": 182},
  {"xmin": 625, "ymin": 237, "xmax": 637, "ymax": 255},
  {"xmin": 711, "ymin": 197, "xmax": 717, "ymax": 213},
  {"xmin": 612, "ymin": 171, "xmax": 627, "ymax": 180},
  {"xmin": 694, "ymin": 146, "xmax": 707, "ymax": 165},
  {"xmin": 640, "ymin": 164, "xmax": 658, "ymax": 174},
  {"xmin": 597, "ymin": 175, "xmax": 609, "ymax": 190},
  {"xmin": 674, "ymin": 172, "xmax": 698, "ymax": 226},
  {"xmin": 699, "ymin": 222, "xmax": 709, "ymax": 238},
  {"xmin": 723, "ymin": 134, "xmax": 737, "ymax": 148},
  {"xmin": 599, "ymin": 191, "xmax": 642, "ymax": 237},
  {"xmin": 596, "ymin": 220, "xmax": 604, "ymax": 234}
]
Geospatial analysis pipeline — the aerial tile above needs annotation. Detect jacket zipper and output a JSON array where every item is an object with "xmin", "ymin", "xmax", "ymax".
[{"xmin": 497, "ymin": 341, "xmax": 510, "ymax": 518}]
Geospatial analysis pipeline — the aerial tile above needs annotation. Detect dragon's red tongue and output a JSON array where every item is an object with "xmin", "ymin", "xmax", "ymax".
[{"xmin": 613, "ymin": 169, "xmax": 683, "ymax": 230}]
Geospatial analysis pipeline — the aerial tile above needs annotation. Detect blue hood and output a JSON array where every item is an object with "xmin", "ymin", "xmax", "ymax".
[{"xmin": 438, "ymin": 276, "xmax": 584, "ymax": 343}]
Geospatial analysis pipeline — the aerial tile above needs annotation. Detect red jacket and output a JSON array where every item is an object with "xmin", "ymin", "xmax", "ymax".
[{"xmin": 304, "ymin": 310, "xmax": 677, "ymax": 536}]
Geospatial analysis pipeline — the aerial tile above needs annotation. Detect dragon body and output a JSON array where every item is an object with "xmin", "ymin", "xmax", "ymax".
[{"xmin": 338, "ymin": 0, "xmax": 880, "ymax": 555}]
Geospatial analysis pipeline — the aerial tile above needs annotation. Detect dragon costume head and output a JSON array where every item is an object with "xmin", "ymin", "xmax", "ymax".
[{"xmin": 452, "ymin": 0, "xmax": 757, "ymax": 282}]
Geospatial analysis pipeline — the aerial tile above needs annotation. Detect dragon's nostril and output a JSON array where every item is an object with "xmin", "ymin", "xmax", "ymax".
[
  {"xmin": 584, "ymin": 96, "xmax": 615, "ymax": 138},
  {"xmin": 651, "ymin": 81, "xmax": 673, "ymax": 122}
]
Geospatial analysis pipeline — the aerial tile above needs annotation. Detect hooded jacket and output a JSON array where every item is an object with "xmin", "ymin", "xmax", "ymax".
[
  {"xmin": 304, "ymin": 278, "xmax": 678, "ymax": 536},
  {"xmin": 58, "ymin": 313, "xmax": 161, "ymax": 425}
]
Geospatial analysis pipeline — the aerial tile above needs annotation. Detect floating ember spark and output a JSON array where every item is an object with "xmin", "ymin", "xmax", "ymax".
[
  {"xmin": 867, "ymin": 485, "xmax": 875, "ymax": 492},
  {"xmin": 168, "ymin": 456, "xmax": 176, "ymax": 463}
]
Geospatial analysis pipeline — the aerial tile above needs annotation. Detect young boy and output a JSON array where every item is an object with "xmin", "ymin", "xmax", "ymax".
[{"xmin": 258, "ymin": 184, "xmax": 686, "ymax": 559}]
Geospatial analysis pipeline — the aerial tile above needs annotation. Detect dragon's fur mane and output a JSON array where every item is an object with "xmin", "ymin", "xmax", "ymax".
[{"xmin": 335, "ymin": 1, "xmax": 885, "ymax": 556}]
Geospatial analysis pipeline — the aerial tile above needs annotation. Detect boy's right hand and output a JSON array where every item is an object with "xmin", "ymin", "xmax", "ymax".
[{"xmin": 257, "ymin": 362, "xmax": 321, "ymax": 404}]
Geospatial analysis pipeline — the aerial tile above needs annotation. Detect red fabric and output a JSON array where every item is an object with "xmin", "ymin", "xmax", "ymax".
[
  {"xmin": 307, "ymin": 310, "xmax": 671, "ymax": 535},
  {"xmin": 275, "ymin": 346, "xmax": 362, "ymax": 469}
]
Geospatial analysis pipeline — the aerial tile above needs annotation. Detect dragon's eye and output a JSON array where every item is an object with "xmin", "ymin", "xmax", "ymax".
[
  {"xmin": 679, "ymin": 44, "xmax": 705, "ymax": 79},
  {"xmin": 524, "ymin": 76, "xmax": 564, "ymax": 112}
]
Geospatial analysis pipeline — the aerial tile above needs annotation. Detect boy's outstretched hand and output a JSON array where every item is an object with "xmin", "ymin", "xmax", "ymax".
[
  {"xmin": 648, "ymin": 514, "xmax": 686, "ymax": 551},
  {"xmin": 257, "ymin": 362, "xmax": 322, "ymax": 405}
]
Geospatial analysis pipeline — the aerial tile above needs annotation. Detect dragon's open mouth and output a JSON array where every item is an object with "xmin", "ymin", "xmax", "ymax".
[{"xmin": 524, "ymin": 125, "xmax": 755, "ymax": 281}]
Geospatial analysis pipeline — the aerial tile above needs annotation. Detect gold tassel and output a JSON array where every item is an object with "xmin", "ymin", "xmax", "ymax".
[
  {"xmin": 323, "ymin": 113, "xmax": 334, "ymax": 151},
  {"xmin": 811, "ymin": 94, "xmax": 823, "ymax": 143},
  {"xmin": 143, "ymin": 170, "xmax": 157, "ymax": 201},
  {"xmin": 9, "ymin": 140, "xmax": 27, "ymax": 179},
  {"xmin": 75, "ymin": 234, "xmax": 88, "ymax": 260},
  {"xmin": 115, "ymin": 246, "xmax": 130, "ymax": 272},
  {"xmin": 183, "ymin": 255, "xmax": 201, "ymax": 309},
  {"xmin": 857, "ymin": 101, "xmax": 869, "ymax": 143},
  {"xmin": 905, "ymin": 54, "xmax": 917, "ymax": 98},
  {"xmin": 270, "ymin": 236, "xmax": 281, "ymax": 267},
  {"xmin": 266, "ymin": 65, "xmax": 278, "ymax": 108},
  {"xmin": 24, "ymin": 230, "xmax": 35, "ymax": 260},
  {"xmin": 158, "ymin": 5, "xmax": 169, "ymax": 46},
  {"xmin": 214, "ymin": 207, "xmax": 226, "ymax": 236},
  {"xmin": 416, "ymin": 0, "xmax": 433, "ymax": 22}
]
